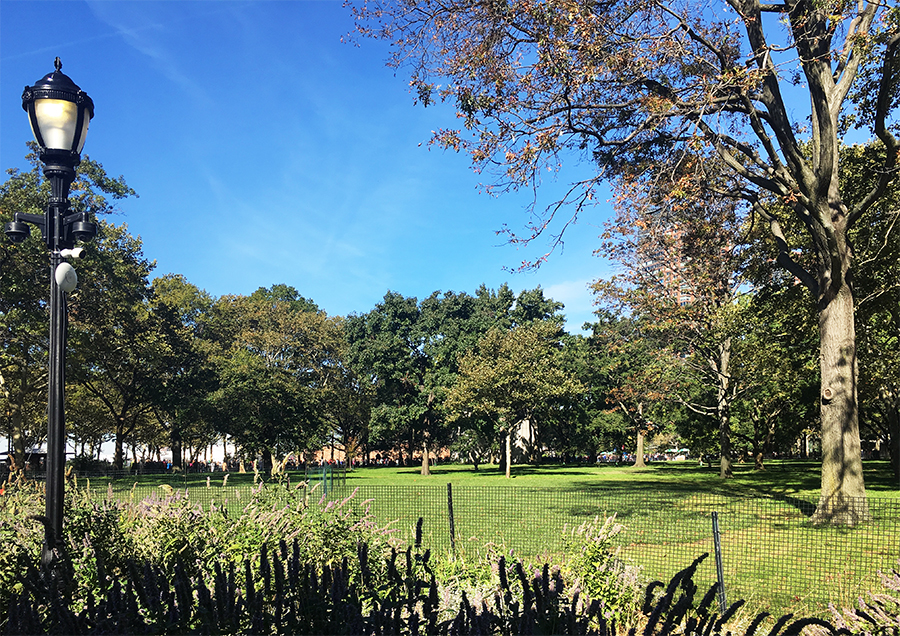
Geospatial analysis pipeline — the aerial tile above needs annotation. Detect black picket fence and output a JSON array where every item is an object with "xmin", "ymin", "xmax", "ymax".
[{"xmin": 72, "ymin": 475, "xmax": 899, "ymax": 614}]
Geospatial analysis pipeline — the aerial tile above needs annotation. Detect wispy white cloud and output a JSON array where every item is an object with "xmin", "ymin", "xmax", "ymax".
[{"xmin": 85, "ymin": 1, "xmax": 214, "ymax": 107}]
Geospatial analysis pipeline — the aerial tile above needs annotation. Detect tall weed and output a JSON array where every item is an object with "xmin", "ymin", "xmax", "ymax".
[{"xmin": 563, "ymin": 514, "xmax": 644, "ymax": 626}]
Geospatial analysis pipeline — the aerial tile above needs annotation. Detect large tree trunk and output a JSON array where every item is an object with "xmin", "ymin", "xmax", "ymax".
[
  {"xmin": 3, "ymin": 366, "xmax": 32, "ymax": 470},
  {"xmin": 10, "ymin": 401, "xmax": 27, "ymax": 470},
  {"xmin": 716, "ymin": 339, "xmax": 733, "ymax": 479},
  {"xmin": 888, "ymin": 402, "xmax": 899, "ymax": 482},
  {"xmin": 812, "ymin": 280, "xmax": 869, "ymax": 524},
  {"xmin": 634, "ymin": 403, "xmax": 647, "ymax": 468},
  {"xmin": 634, "ymin": 430, "xmax": 646, "ymax": 468},
  {"xmin": 505, "ymin": 430, "xmax": 512, "ymax": 479},
  {"xmin": 420, "ymin": 439, "xmax": 431, "ymax": 476},
  {"xmin": 171, "ymin": 433, "xmax": 183, "ymax": 470},
  {"xmin": 877, "ymin": 389, "xmax": 900, "ymax": 482},
  {"xmin": 114, "ymin": 418, "xmax": 126, "ymax": 470}
]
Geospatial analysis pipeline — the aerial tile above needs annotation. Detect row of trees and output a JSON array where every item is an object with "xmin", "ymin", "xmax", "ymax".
[{"xmin": 2, "ymin": 146, "xmax": 896, "ymax": 494}]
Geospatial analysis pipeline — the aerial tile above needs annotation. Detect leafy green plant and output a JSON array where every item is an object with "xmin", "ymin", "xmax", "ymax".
[
  {"xmin": 2, "ymin": 512, "xmax": 854, "ymax": 636},
  {"xmin": 119, "ymin": 488, "xmax": 214, "ymax": 577},
  {"xmin": 429, "ymin": 539, "xmax": 521, "ymax": 621},
  {"xmin": 563, "ymin": 514, "xmax": 644, "ymax": 626},
  {"xmin": 0, "ymin": 473, "xmax": 135, "ymax": 614},
  {"xmin": 0, "ymin": 474, "xmax": 44, "ymax": 606},
  {"xmin": 62, "ymin": 485, "xmax": 131, "ymax": 610},
  {"xmin": 201, "ymin": 480, "xmax": 396, "ymax": 578}
]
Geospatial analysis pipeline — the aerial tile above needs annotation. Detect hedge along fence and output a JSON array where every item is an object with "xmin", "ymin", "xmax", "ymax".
[{"xmin": 77, "ymin": 477, "xmax": 899, "ymax": 614}]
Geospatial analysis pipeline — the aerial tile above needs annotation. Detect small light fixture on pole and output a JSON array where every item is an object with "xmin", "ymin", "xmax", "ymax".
[{"xmin": 4, "ymin": 58, "xmax": 97, "ymax": 569}]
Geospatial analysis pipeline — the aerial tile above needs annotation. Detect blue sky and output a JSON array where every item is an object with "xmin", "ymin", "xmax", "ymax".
[{"xmin": 1, "ymin": 0, "xmax": 614, "ymax": 332}]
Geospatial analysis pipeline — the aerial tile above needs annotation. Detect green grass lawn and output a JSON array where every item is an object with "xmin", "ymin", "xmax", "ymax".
[
  {"xmin": 333, "ymin": 458, "xmax": 899, "ymax": 496},
  {"xmin": 78, "ymin": 459, "xmax": 900, "ymax": 617}
]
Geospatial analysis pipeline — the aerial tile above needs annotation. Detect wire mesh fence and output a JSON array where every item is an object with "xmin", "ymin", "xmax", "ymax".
[
  {"xmin": 323, "ymin": 484, "xmax": 899, "ymax": 611},
  {"xmin": 72, "ymin": 473, "xmax": 899, "ymax": 613}
]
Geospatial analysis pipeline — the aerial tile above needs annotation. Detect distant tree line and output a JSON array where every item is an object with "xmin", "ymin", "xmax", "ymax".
[{"xmin": 2, "ymin": 143, "xmax": 897, "ymax": 488}]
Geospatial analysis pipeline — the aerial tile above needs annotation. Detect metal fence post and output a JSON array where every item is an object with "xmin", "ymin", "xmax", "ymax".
[
  {"xmin": 321, "ymin": 464, "xmax": 333, "ymax": 496},
  {"xmin": 447, "ymin": 482, "xmax": 456, "ymax": 553},
  {"xmin": 712, "ymin": 511, "xmax": 727, "ymax": 614}
]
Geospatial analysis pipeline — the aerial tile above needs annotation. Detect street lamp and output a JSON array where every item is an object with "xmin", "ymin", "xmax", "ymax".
[{"xmin": 4, "ymin": 58, "xmax": 97, "ymax": 568}]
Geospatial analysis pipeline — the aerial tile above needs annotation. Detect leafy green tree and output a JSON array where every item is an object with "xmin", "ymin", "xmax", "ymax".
[
  {"xmin": 65, "ymin": 385, "xmax": 113, "ymax": 460},
  {"xmin": 537, "ymin": 333, "xmax": 591, "ymax": 462},
  {"xmin": 446, "ymin": 320, "xmax": 583, "ymax": 477},
  {"xmin": 345, "ymin": 292, "xmax": 425, "ymax": 469},
  {"xmin": 1, "ymin": 147, "xmax": 135, "ymax": 468},
  {"xmin": 67, "ymin": 223, "xmax": 182, "ymax": 470},
  {"xmin": 248, "ymin": 284, "xmax": 320, "ymax": 313},
  {"xmin": 319, "ymin": 337, "xmax": 373, "ymax": 468},
  {"xmin": 743, "ymin": 141, "xmax": 900, "ymax": 481},
  {"xmin": 345, "ymin": 291, "xmax": 476, "ymax": 474},
  {"xmin": 149, "ymin": 274, "xmax": 219, "ymax": 469},
  {"xmin": 211, "ymin": 287, "xmax": 340, "ymax": 470},
  {"xmin": 843, "ymin": 144, "xmax": 900, "ymax": 482},
  {"xmin": 594, "ymin": 194, "xmax": 748, "ymax": 478},
  {"xmin": 729, "ymin": 292, "xmax": 819, "ymax": 469},
  {"xmin": 345, "ymin": 284, "xmax": 565, "ymax": 474},
  {"xmin": 583, "ymin": 311, "xmax": 671, "ymax": 468},
  {"xmin": 351, "ymin": 0, "xmax": 900, "ymax": 523},
  {"xmin": 448, "ymin": 413, "xmax": 498, "ymax": 470}
]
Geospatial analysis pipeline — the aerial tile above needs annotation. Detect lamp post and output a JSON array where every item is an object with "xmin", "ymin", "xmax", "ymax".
[{"xmin": 4, "ymin": 58, "xmax": 96, "ymax": 568}]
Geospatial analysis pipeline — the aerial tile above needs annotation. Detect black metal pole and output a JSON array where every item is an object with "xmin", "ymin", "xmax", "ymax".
[
  {"xmin": 712, "ymin": 511, "xmax": 727, "ymax": 614},
  {"xmin": 44, "ymin": 248, "xmax": 65, "ymax": 566},
  {"xmin": 447, "ymin": 482, "xmax": 456, "ymax": 553},
  {"xmin": 40, "ymin": 156, "xmax": 76, "ymax": 568}
]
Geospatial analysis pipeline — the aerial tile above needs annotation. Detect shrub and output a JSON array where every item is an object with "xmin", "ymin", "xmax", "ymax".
[
  {"xmin": 62, "ymin": 484, "xmax": 132, "ymax": 610},
  {"xmin": 429, "ymin": 539, "xmax": 519, "ymax": 621},
  {"xmin": 0, "ymin": 474, "xmax": 45, "ymax": 607},
  {"xmin": 0, "ymin": 477, "xmax": 876, "ymax": 635},
  {"xmin": 201, "ymin": 479, "xmax": 394, "ymax": 573},
  {"xmin": 0, "ymin": 473, "xmax": 397, "ymax": 616},
  {"xmin": 563, "ymin": 514, "xmax": 644, "ymax": 626},
  {"xmin": 119, "ymin": 488, "xmax": 215, "ymax": 577},
  {"xmin": 67, "ymin": 456, "xmax": 113, "ymax": 474}
]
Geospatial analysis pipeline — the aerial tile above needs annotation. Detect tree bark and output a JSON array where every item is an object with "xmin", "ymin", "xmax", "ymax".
[
  {"xmin": 888, "ymin": 402, "xmax": 900, "ymax": 482},
  {"xmin": 716, "ymin": 339, "xmax": 733, "ymax": 479},
  {"xmin": 420, "ymin": 439, "xmax": 431, "ymax": 476},
  {"xmin": 114, "ymin": 418, "xmax": 125, "ymax": 470},
  {"xmin": 812, "ymin": 280, "xmax": 869, "ymax": 524},
  {"xmin": 634, "ymin": 403, "xmax": 647, "ymax": 468},
  {"xmin": 10, "ymin": 401, "xmax": 26, "ymax": 470},
  {"xmin": 505, "ymin": 430, "xmax": 512, "ymax": 479},
  {"xmin": 171, "ymin": 434, "xmax": 182, "ymax": 470},
  {"xmin": 635, "ymin": 430, "xmax": 646, "ymax": 468},
  {"xmin": 4, "ymin": 366, "xmax": 33, "ymax": 470},
  {"xmin": 875, "ymin": 387, "xmax": 900, "ymax": 482}
]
